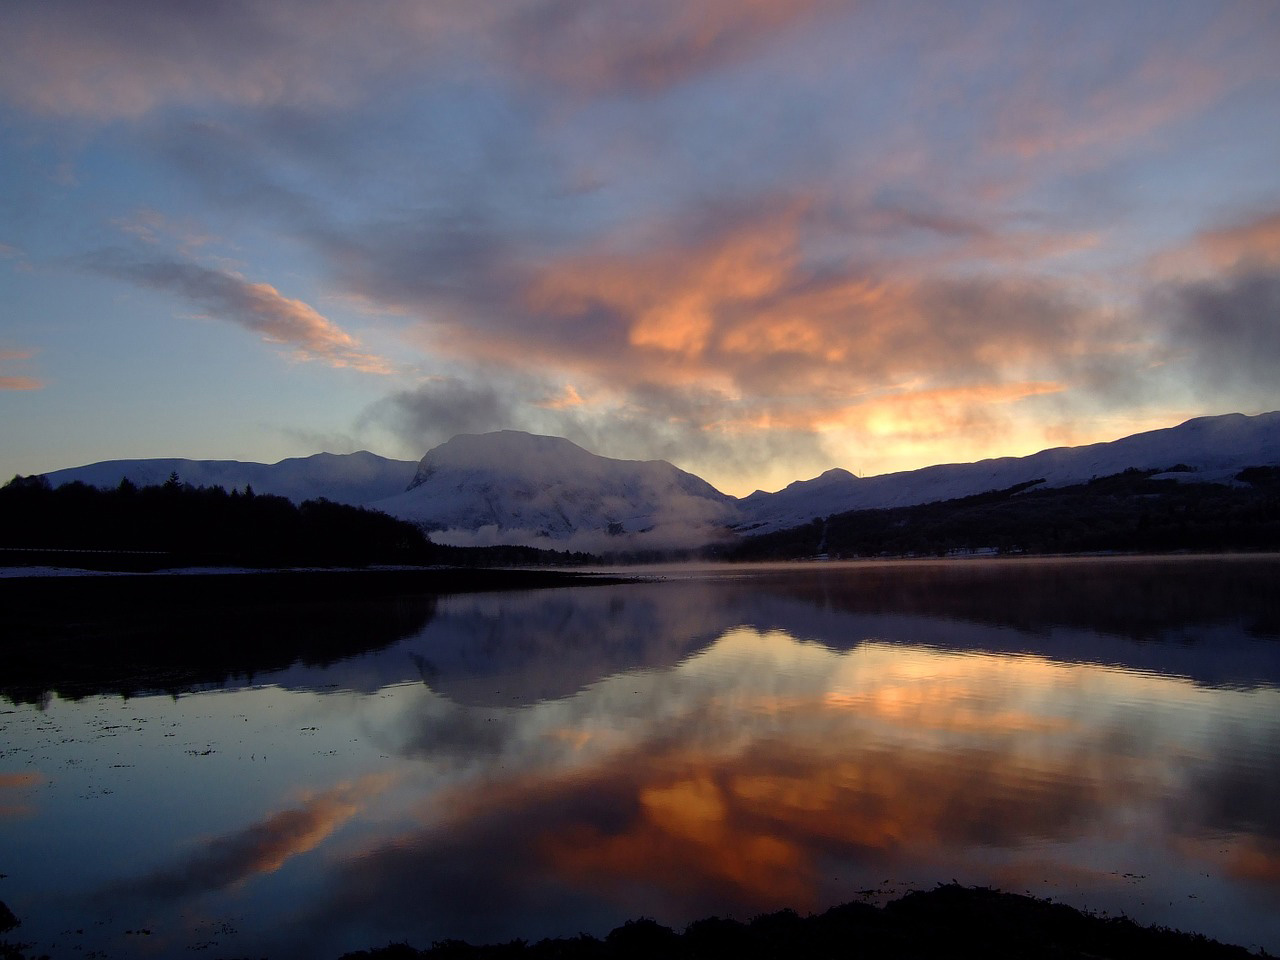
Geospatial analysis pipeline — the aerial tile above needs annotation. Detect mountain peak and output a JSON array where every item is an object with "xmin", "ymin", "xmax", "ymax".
[
  {"xmin": 407, "ymin": 430, "xmax": 675, "ymax": 492},
  {"xmin": 382, "ymin": 430, "xmax": 735, "ymax": 551}
]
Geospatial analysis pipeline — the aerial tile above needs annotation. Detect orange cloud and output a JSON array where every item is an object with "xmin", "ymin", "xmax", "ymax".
[
  {"xmin": 512, "ymin": 201, "xmax": 1098, "ymax": 403},
  {"xmin": 0, "ymin": 377, "xmax": 42, "ymax": 391},
  {"xmin": 388, "ymin": 194, "xmax": 1122, "ymax": 488},
  {"xmin": 0, "ymin": 349, "xmax": 42, "ymax": 391},
  {"xmin": 1197, "ymin": 212, "xmax": 1280, "ymax": 270},
  {"xmin": 1148, "ymin": 209, "xmax": 1280, "ymax": 282},
  {"xmin": 538, "ymin": 383, "xmax": 586, "ymax": 410}
]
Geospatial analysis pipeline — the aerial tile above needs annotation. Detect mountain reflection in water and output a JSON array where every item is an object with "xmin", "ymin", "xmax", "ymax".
[{"xmin": 1, "ymin": 556, "xmax": 1278, "ymax": 959}]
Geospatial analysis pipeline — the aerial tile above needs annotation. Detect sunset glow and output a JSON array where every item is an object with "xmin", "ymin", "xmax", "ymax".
[{"xmin": 1, "ymin": 1, "xmax": 1277, "ymax": 493}]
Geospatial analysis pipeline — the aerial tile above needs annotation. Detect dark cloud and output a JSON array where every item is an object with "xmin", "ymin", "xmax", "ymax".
[
  {"xmin": 363, "ymin": 377, "xmax": 522, "ymax": 452},
  {"xmin": 1161, "ymin": 267, "xmax": 1280, "ymax": 397}
]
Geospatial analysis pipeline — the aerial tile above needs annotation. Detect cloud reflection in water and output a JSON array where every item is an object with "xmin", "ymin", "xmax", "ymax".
[{"xmin": 308, "ymin": 619, "xmax": 1280, "ymax": 948}]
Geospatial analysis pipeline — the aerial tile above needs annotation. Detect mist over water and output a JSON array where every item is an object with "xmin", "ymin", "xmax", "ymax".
[{"xmin": 2, "ymin": 557, "xmax": 1279, "ymax": 958}]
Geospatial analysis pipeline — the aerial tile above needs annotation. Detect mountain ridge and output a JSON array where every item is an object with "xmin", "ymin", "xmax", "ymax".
[{"xmin": 34, "ymin": 412, "xmax": 1280, "ymax": 551}]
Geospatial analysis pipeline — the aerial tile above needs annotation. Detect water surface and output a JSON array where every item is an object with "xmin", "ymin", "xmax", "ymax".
[{"xmin": 2, "ymin": 556, "xmax": 1278, "ymax": 957}]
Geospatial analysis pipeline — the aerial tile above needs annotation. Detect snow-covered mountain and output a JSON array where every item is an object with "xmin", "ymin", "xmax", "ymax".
[
  {"xmin": 36, "ymin": 412, "xmax": 1280, "ymax": 551},
  {"xmin": 735, "ymin": 411, "xmax": 1280, "ymax": 535},
  {"xmin": 40, "ymin": 451, "xmax": 418, "ymax": 506},
  {"xmin": 371, "ymin": 431, "xmax": 738, "ymax": 552}
]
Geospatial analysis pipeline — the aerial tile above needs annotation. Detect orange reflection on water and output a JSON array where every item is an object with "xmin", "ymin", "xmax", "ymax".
[
  {"xmin": 0, "ymin": 770, "xmax": 45, "ymax": 819},
  {"xmin": 322, "ymin": 622, "xmax": 1280, "ymax": 949},
  {"xmin": 516, "ymin": 634, "xmax": 1184, "ymax": 914}
]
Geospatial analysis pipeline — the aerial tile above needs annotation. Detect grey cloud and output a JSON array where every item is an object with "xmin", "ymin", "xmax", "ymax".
[
  {"xmin": 363, "ymin": 377, "xmax": 522, "ymax": 453},
  {"xmin": 501, "ymin": 0, "xmax": 838, "ymax": 95},
  {"xmin": 1161, "ymin": 267, "xmax": 1280, "ymax": 398},
  {"xmin": 0, "ymin": 0, "xmax": 843, "ymax": 120},
  {"xmin": 362, "ymin": 374, "xmax": 834, "ymax": 491},
  {"xmin": 0, "ymin": 0, "xmax": 473, "ymax": 118}
]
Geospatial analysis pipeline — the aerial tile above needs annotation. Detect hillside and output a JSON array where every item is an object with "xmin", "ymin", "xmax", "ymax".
[{"xmin": 726, "ymin": 466, "xmax": 1280, "ymax": 560}]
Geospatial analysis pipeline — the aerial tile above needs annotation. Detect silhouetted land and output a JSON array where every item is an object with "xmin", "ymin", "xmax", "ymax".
[
  {"xmin": 0, "ymin": 567, "xmax": 626, "ymax": 705},
  {"xmin": 0, "ymin": 886, "xmax": 1261, "ymax": 959},
  {"xmin": 724, "ymin": 467, "xmax": 1280, "ymax": 560},
  {"xmin": 0, "ymin": 474, "xmax": 598, "ymax": 569},
  {"xmin": 334, "ymin": 885, "xmax": 1263, "ymax": 960}
]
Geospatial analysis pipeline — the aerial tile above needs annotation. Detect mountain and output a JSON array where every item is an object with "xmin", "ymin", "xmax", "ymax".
[
  {"xmin": 34, "ymin": 412, "xmax": 1280, "ymax": 553},
  {"xmin": 371, "ymin": 431, "xmax": 737, "ymax": 552},
  {"xmin": 39, "ymin": 451, "xmax": 418, "ymax": 507},
  {"xmin": 735, "ymin": 411, "xmax": 1280, "ymax": 536}
]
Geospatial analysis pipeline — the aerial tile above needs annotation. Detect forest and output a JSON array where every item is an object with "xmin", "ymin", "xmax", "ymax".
[{"xmin": 0, "ymin": 474, "xmax": 596, "ymax": 569}]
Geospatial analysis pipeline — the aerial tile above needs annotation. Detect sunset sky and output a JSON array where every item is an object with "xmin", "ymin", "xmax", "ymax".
[{"xmin": 2, "ymin": 1, "xmax": 1278, "ymax": 496}]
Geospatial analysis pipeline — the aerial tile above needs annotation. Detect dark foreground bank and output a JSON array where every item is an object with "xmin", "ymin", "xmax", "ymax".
[{"xmin": 337, "ymin": 885, "xmax": 1264, "ymax": 960}]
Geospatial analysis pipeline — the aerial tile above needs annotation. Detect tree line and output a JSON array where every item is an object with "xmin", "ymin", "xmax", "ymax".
[{"xmin": 0, "ymin": 474, "xmax": 596, "ymax": 569}]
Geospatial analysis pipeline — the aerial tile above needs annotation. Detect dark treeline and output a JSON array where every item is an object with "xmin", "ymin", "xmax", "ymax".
[
  {"xmin": 723, "ymin": 467, "xmax": 1280, "ymax": 561},
  {"xmin": 0, "ymin": 474, "xmax": 597, "ymax": 569}
]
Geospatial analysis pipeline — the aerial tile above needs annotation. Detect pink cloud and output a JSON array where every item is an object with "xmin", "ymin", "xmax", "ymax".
[
  {"xmin": 88, "ymin": 254, "xmax": 394, "ymax": 374},
  {"xmin": 0, "ymin": 349, "xmax": 42, "ymax": 390}
]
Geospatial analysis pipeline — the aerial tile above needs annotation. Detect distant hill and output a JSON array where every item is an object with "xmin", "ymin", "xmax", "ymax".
[{"xmin": 33, "ymin": 412, "xmax": 1280, "ymax": 553}]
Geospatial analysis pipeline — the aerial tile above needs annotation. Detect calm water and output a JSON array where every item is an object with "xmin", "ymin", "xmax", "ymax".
[{"xmin": 2, "ymin": 556, "xmax": 1279, "ymax": 958}]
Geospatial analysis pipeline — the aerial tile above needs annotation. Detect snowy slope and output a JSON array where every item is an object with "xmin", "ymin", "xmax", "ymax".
[
  {"xmin": 737, "ymin": 412, "xmax": 1280, "ymax": 535},
  {"xmin": 40, "ymin": 451, "xmax": 418, "ymax": 506},
  {"xmin": 372, "ymin": 431, "xmax": 738, "ymax": 551}
]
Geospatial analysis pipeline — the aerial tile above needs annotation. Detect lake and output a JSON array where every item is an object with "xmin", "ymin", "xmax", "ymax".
[{"xmin": 2, "ymin": 556, "xmax": 1279, "ymax": 958}]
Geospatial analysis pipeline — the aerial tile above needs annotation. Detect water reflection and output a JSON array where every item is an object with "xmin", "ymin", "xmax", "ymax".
[
  {"xmin": 317, "ymin": 556, "xmax": 1280, "ymax": 701},
  {"xmin": 1, "ymin": 557, "xmax": 1278, "ymax": 958},
  {"xmin": 304, "ymin": 629, "xmax": 1280, "ymax": 954}
]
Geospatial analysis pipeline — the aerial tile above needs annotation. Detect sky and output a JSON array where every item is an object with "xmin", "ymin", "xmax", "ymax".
[{"xmin": 1, "ymin": 0, "xmax": 1278, "ymax": 497}]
